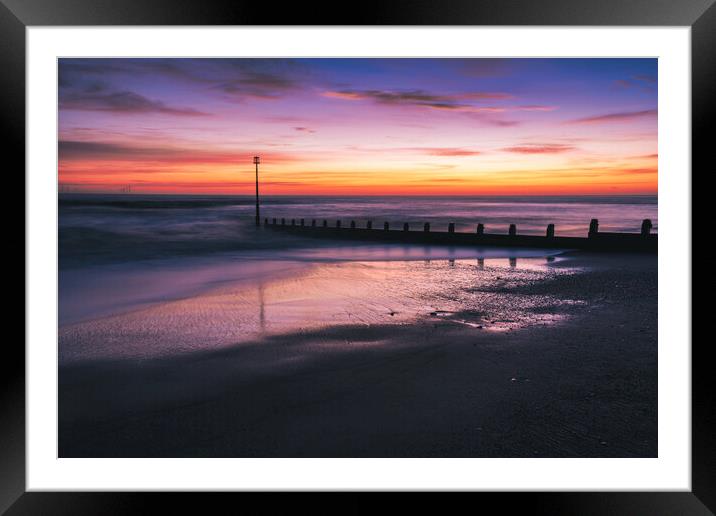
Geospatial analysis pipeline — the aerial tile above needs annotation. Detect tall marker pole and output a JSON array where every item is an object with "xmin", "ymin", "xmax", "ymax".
[{"xmin": 253, "ymin": 155, "xmax": 261, "ymax": 226}]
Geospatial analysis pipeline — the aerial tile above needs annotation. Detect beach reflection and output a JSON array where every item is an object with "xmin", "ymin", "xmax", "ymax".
[
  {"xmin": 59, "ymin": 256, "xmax": 583, "ymax": 365},
  {"xmin": 258, "ymin": 280, "xmax": 266, "ymax": 333}
]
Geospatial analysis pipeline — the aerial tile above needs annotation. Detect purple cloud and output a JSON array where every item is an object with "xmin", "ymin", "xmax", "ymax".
[
  {"xmin": 568, "ymin": 109, "xmax": 657, "ymax": 124},
  {"xmin": 60, "ymin": 90, "xmax": 207, "ymax": 116},
  {"xmin": 502, "ymin": 143, "xmax": 575, "ymax": 154}
]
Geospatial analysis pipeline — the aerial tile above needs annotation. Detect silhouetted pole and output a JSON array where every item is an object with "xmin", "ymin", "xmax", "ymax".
[
  {"xmin": 589, "ymin": 218, "xmax": 599, "ymax": 238},
  {"xmin": 641, "ymin": 219, "xmax": 652, "ymax": 236},
  {"xmin": 546, "ymin": 223, "xmax": 555, "ymax": 238},
  {"xmin": 509, "ymin": 224, "xmax": 517, "ymax": 236},
  {"xmin": 253, "ymin": 156, "xmax": 261, "ymax": 227},
  {"xmin": 476, "ymin": 223, "xmax": 484, "ymax": 236}
]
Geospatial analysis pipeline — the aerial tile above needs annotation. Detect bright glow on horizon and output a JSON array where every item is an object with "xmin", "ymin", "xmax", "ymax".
[{"xmin": 58, "ymin": 58, "xmax": 657, "ymax": 195}]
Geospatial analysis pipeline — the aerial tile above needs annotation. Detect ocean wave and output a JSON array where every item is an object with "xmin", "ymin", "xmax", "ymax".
[{"xmin": 59, "ymin": 194, "xmax": 658, "ymax": 269}]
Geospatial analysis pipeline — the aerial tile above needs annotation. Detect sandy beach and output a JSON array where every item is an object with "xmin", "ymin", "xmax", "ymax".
[{"xmin": 59, "ymin": 251, "xmax": 657, "ymax": 457}]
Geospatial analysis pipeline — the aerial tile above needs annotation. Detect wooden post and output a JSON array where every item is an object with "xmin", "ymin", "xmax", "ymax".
[
  {"xmin": 546, "ymin": 223, "xmax": 555, "ymax": 238},
  {"xmin": 424, "ymin": 222, "xmax": 430, "ymax": 232},
  {"xmin": 367, "ymin": 221, "xmax": 373, "ymax": 230},
  {"xmin": 272, "ymin": 218, "xmax": 277, "ymax": 225},
  {"xmin": 253, "ymin": 156, "xmax": 261, "ymax": 227},
  {"xmin": 300, "ymin": 218, "xmax": 305, "ymax": 227},
  {"xmin": 323, "ymin": 219, "xmax": 328, "ymax": 228},
  {"xmin": 281, "ymin": 218, "xmax": 285, "ymax": 226},
  {"xmin": 448, "ymin": 223, "xmax": 455, "ymax": 233},
  {"xmin": 350, "ymin": 220, "xmax": 356, "ymax": 229},
  {"xmin": 384, "ymin": 222, "xmax": 390, "ymax": 231},
  {"xmin": 311, "ymin": 219, "xmax": 316, "ymax": 227},
  {"xmin": 641, "ymin": 219, "xmax": 653, "ymax": 236},
  {"xmin": 476, "ymin": 223, "xmax": 484, "ymax": 235},
  {"xmin": 291, "ymin": 218, "xmax": 295, "ymax": 226},
  {"xmin": 589, "ymin": 219, "xmax": 599, "ymax": 238},
  {"xmin": 509, "ymin": 224, "xmax": 516, "ymax": 236},
  {"xmin": 336, "ymin": 220, "xmax": 341, "ymax": 228},
  {"xmin": 264, "ymin": 218, "xmax": 268, "ymax": 226}
]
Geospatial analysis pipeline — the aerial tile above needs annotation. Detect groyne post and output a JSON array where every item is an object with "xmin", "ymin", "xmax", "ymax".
[
  {"xmin": 589, "ymin": 219, "xmax": 599, "ymax": 238},
  {"xmin": 641, "ymin": 219, "xmax": 653, "ymax": 236},
  {"xmin": 253, "ymin": 156, "xmax": 261, "ymax": 227},
  {"xmin": 546, "ymin": 223, "xmax": 555, "ymax": 238},
  {"xmin": 265, "ymin": 215, "xmax": 656, "ymax": 253}
]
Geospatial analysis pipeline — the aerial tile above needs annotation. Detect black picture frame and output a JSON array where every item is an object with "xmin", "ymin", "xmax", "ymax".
[{"xmin": 4, "ymin": 0, "xmax": 709, "ymax": 513}]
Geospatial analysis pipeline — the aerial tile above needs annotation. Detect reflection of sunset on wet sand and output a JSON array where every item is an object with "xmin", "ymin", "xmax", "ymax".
[
  {"xmin": 60, "ymin": 257, "xmax": 583, "ymax": 364},
  {"xmin": 59, "ymin": 253, "xmax": 657, "ymax": 458}
]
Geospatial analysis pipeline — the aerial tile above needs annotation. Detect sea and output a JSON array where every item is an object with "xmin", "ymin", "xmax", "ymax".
[{"xmin": 58, "ymin": 194, "xmax": 657, "ymax": 325}]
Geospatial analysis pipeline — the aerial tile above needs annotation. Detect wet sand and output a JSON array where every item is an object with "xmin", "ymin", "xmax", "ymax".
[{"xmin": 59, "ymin": 252, "xmax": 657, "ymax": 457}]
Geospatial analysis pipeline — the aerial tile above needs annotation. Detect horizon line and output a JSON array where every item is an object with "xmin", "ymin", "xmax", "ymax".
[{"xmin": 58, "ymin": 191, "xmax": 658, "ymax": 197}]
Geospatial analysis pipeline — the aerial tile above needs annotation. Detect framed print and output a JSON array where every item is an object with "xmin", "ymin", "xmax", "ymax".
[{"xmin": 5, "ymin": 0, "xmax": 711, "ymax": 513}]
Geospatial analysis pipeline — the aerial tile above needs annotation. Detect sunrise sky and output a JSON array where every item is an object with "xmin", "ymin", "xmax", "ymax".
[{"xmin": 58, "ymin": 58, "xmax": 657, "ymax": 195}]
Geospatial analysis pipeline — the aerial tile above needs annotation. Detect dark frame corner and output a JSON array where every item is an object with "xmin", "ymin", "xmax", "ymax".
[{"xmin": 6, "ymin": 0, "xmax": 711, "ymax": 513}]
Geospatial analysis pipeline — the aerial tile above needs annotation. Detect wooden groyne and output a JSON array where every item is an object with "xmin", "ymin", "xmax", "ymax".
[{"xmin": 263, "ymin": 217, "xmax": 657, "ymax": 253}]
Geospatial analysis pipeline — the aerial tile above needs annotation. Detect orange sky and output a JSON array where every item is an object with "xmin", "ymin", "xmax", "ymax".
[{"xmin": 58, "ymin": 58, "xmax": 658, "ymax": 195}]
